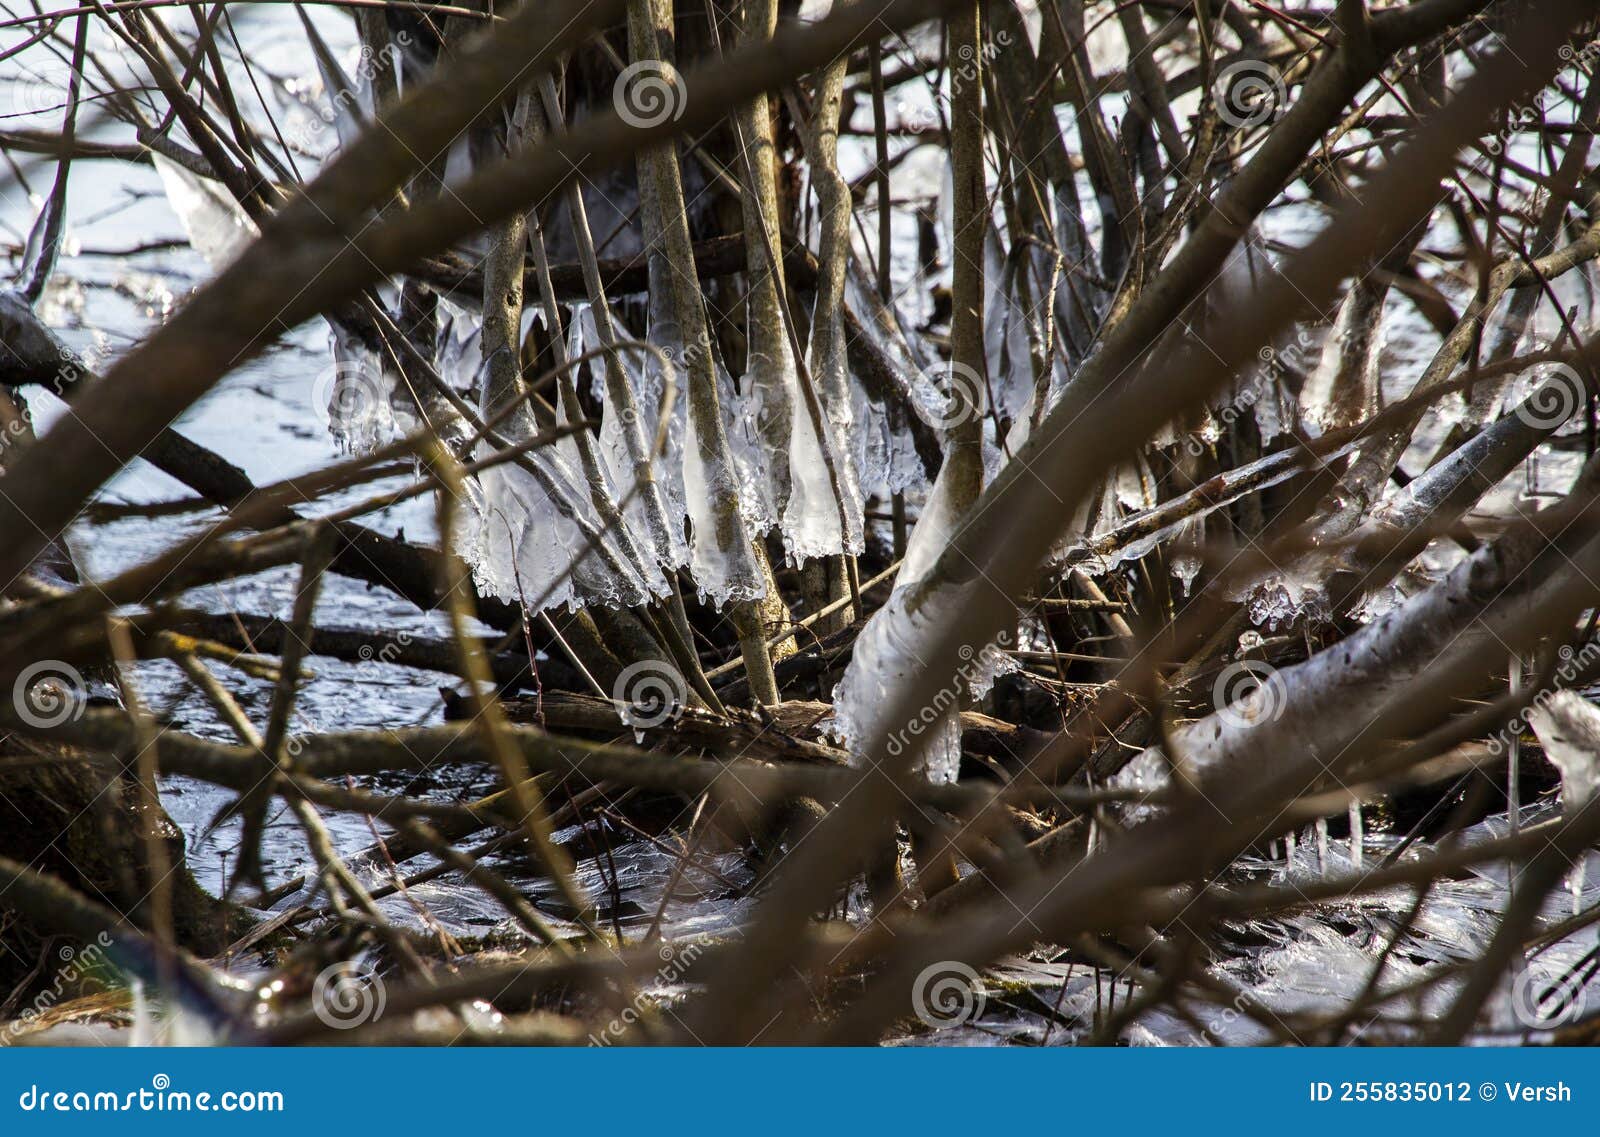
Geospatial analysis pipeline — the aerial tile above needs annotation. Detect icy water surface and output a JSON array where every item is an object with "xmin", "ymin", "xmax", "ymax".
[
  {"xmin": 0, "ymin": 9, "xmax": 756, "ymax": 945},
  {"xmin": 2, "ymin": 5, "xmax": 1597, "ymax": 1043}
]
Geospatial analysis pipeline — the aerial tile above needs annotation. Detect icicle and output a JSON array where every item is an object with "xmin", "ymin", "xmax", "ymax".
[
  {"xmin": 463, "ymin": 327, "xmax": 667, "ymax": 615},
  {"xmin": 1348, "ymin": 801, "xmax": 1364, "ymax": 867},
  {"xmin": 578, "ymin": 308, "xmax": 689, "ymax": 571},
  {"xmin": 830, "ymin": 463, "xmax": 1016, "ymax": 782},
  {"xmin": 1300, "ymin": 289, "xmax": 1376, "ymax": 437},
  {"xmin": 1170, "ymin": 514, "xmax": 1204, "ymax": 596},
  {"xmin": 1315, "ymin": 817, "xmax": 1330, "ymax": 877},
  {"xmin": 1528, "ymin": 689, "xmax": 1600, "ymax": 914},
  {"xmin": 719, "ymin": 363, "xmax": 780, "ymax": 536},
  {"xmin": 682, "ymin": 399, "xmax": 766, "ymax": 607},
  {"xmin": 319, "ymin": 325, "xmax": 393, "ymax": 455},
  {"xmin": 151, "ymin": 153, "xmax": 258, "ymax": 270},
  {"xmin": 779, "ymin": 382, "xmax": 852, "ymax": 560},
  {"xmin": 295, "ymin": 6, "xmax": 371, "ymax": 151}
]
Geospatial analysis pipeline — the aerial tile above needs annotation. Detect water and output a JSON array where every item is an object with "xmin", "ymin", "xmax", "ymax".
[
  {"xmin": 4, "ymin": 6, "xmax": 1598, "ymax": 1045},
  {"xmin": 0, "ymin": 10, "xmax": 731, "ymax": 943}
]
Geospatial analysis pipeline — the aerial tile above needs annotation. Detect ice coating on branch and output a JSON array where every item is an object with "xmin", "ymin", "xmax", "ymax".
[
  {"xmin": 682, "ymin": 385, "xmax": 768, "ymax": 608},
  {"xmin": 830, "ymin": 465, "xmax": 1017, "ymax": 783},
  {"xmin": 320, "ymin": 290, "xmax": 474, "ymax": 456},
  {"xmin": 464, "ymin": 426, "xmax": 665, "ymax": 613},
  {"xmin": 840, "ymin": 269, "xmax": 940, "ymax": 497},
  {"xmin": 981, "ymin": 237, "xmax": 1043, "ymax": 459},
  {"xmin": 463, "ymin": 312, "xmax": 668, "ymax": 613},
  {"xmin": 850, "ymin": 380, "xmax": 930, "ymax": 501},
  {"xmin": 576, "ymin": 307, "xmax": 690, "ymax": 572},
  {"xmin": 1300, "ymin": 292, "xmax": 1379, "ymax": 437},
  {"xmin": 799, "ymin": 244, "xmax": 868, "ymax": 559},
  {"xmin": 635, "ymin": 306, "xmax": 693, "ymax": 550},
  {"xmin": 152, "ymin": 154, "xmax": 258, "ymax": 270},
  {"xmin": 1048, "ymin": 444, "xmax": 1319, "ymax": 578},
  {"xmin": 843, "ymin": 268, "xmax": 941, "ymax": 412},
  {"xmin": 719, "ymin": 362, "xmax": 779, "ymax": 536},
  {"xmin": 780, "ymin": 381, "xmax": 853, "ymax": 561},
  {"xmin": 1528, "ymin": 691, "xmax": 1600, "ymax": 815},
  {"xmin": 321, "ymin": 325, "xmax": 393, "ymax": 455},
  {"xmin": 775, "ymin": 258, "xmax": 867, "ymax": 560},
  {"xmin": 296, "ymin": 9, "xmax": 371, "ymax": 151}
]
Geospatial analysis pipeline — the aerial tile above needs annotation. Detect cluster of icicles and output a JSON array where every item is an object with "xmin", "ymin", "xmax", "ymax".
[
  {"xmin": 325, "ymin": 270, "xmax": 941, "ymax": 613},
  {"xmin": 154, "ymin": 24, "xmax": 1583, "ymax": 786}
]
